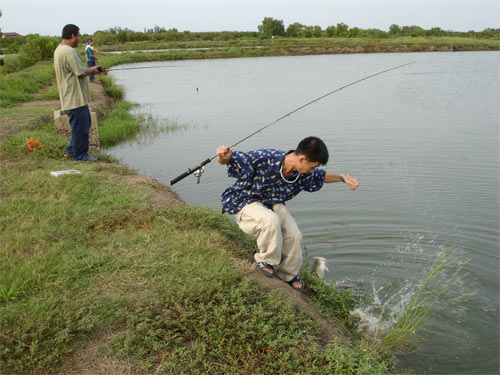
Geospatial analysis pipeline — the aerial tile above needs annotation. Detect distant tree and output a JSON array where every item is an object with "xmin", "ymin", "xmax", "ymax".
[
  {"xmin": 106, "ymin": 26, "xmax": 132, "ymax": 35},
  {"xmin": 348, "ymin": 27, "xmax": 361, "ymax": 37},
  {"xmin": 401, "ymin": 25, "xmax": 425, "ymax": 37},
  {"xmin": 115, "ymin": 30, "xmax": 127, "ymax": 43},
  {"xmin": 128, "ymin": 31, "xmax": 149, "ymax": 42},
  {"xmin": 258, "ymin": 17, "xmax": 285, "ymax": 37},
  {"xmin": 325, "ymin": 25, "xmax": 336, "ymax": 37},
  {"xmin": 18, "ymin": 35, "xmax": 59, "ymax": 66},
  {"xmin": 312, "ymin": 25, "xmax": 322, "ymax": 37},
  {"xmin": 428, "ymin": 27, "xmax": 444, "ymax": 36},
  {"xmin": 153, "ymin": 25, "xmax": 166, "ymax": 33},
  {"xmin": 286, "ymin": 22, "xmax": 304, "ymax": 37},
  {"xmin": 478, "ymin": 28, "xmax": 500, "ymax": 39},
  {"xmin": 299, "ymin": 27, "xmax": 313, "ymax": 38},
  {"xmin": 335, "ymin": 23, "xmax": 349, "ymax": 37},
  {"xmin": 92, "ymin": 31, "xmax": 113, "ymax": 46},
  {"xmin": 389, "ymin": 24, "xmax": 401, "ymax": 36},
  {"xmin": 363, "ymin": 28, "xmax": 388, "ymax": 38}
]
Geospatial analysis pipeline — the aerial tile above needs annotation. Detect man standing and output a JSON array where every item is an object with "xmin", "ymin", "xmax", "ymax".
[
  {"xmin": 85, "ymin": 38, "xmax": 97, "ymax": 83},
  {"xmin": 217, "ymin": 136, "xmax": 359, "ymax": 291},
  {"xmin": 54, "ymin": 24, "xmax": 103, "ymax": 161}
]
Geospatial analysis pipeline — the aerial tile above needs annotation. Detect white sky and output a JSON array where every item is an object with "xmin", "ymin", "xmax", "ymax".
[{"xmin": 1, "ymin": 0, "xmax": 499, "ymax": 36}]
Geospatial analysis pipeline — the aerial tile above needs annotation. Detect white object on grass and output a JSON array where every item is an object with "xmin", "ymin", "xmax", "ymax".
[{"xmin": 50, "ymin": 170, "xmax": 81, "ymax": 177}]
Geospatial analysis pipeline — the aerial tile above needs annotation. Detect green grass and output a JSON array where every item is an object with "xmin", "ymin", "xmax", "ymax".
[
  {"xmin": 0, "ymin": 61, "xmax": 56, "ymax": 107},
  {"xmin": 97, "ymin": 100, "xmax": 190, "ymax": 147},
  {"xmin": 0, "ymin": 104, "xmax": 60, "ymax": 135},
  {"xmin": 0, "ymin": 54, "xmax": 21, "ymax": 74},
  {"xmin": 302, "ymin": 267, "xmax": 357, "ymax": 324},
  {"xmin": 97, "ymin": 100, "xmax": 141, "ymax": 145},
  {"xmin": 97, "ymin": 39, "xmax": 268, "ymax": 52},
  {"xmin": 0, "ymin": 120, "xmax": 396, "ymax": 374},
  {"xmin": 98, "ymin": 36, "xmax": 500, "ymax": 53}
]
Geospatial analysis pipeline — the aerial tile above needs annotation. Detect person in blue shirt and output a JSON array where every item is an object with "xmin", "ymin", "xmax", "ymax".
[
  {"xmin": 217, "ymin": 136, "xmax": 359, "ymax": 291},
  {"xmin": 85, "ymin": 39, "xmax": 97, "ymax": 83}
]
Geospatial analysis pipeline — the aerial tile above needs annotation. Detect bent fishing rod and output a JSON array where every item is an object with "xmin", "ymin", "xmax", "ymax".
[{"xmin": 169, "ymin": 61, "xmax": 416, "ymax": 186}]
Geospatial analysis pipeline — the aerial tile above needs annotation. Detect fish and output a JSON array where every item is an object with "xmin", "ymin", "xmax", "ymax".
[{"xmin": 311, "ymin": 256, "xmax": 329, "ymax": 279}]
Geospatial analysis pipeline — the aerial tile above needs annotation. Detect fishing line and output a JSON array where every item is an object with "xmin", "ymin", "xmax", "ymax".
[{"xmin": 169, "ymin": 61, "xmax": 417, "ymax": 186}]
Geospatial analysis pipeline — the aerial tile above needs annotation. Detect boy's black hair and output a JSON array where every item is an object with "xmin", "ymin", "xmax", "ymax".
[
  {"xmin": 62, "ymin": 24, "xmax": 79, "ymax": 39},
  {"xmin": 295, "ymin": 136, "xmax": 329, "ymax": 165}
]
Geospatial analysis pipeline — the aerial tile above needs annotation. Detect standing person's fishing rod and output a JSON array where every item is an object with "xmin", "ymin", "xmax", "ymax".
[
  {"xmin": 169, "ymin": 61, "xmax": 416, "ymax": 186},
  {"xmin": 97, "ymin": 65, "xmax": 185, "ymax": 73},
  {"xmin": 106, "ymin": 65, "xmax": 185, "ymax": 72}
]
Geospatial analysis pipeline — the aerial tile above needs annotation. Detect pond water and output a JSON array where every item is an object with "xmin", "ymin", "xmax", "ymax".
[{"xmin": 108, "ymin": 51, "xmax": 499, "ymax": 375}]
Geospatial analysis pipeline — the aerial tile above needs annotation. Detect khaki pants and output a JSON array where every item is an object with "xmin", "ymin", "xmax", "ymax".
[{"xmin": 234, "ymin": 202, "xmax": 302, "ymax": 282}]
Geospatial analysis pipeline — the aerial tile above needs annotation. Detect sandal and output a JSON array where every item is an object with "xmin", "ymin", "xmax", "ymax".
[
  {"xmin": 287, "ymin": 275, "xmax": 305, "ymax": 291},
  {"xmin": 254, "ymin": 261, "xmax": 274, "ymax": 278}
]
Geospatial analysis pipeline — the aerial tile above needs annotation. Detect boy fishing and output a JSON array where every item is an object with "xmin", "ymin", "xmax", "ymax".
[{"xmin": 216, "ymin": 136, "xmax": 359, "ymax": 291}]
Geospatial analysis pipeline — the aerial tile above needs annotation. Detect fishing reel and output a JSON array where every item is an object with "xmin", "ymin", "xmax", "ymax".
[
  {"xmin": 193, "ymin": 166, "xmax": 205, "ymax": 184},
  {"xmin": 97, "ymin": 66, "xmax": 107, "ymax": 75}
]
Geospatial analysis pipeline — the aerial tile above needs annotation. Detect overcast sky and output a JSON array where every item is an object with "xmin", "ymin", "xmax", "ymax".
[{"xmin": 1, "ymin": 0, "xmax": 499, "ymax": 36}]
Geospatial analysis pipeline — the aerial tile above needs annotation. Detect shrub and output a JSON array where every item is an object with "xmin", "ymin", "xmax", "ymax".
[{"xmin": 18, "ymin": 35, "xmax": 59, "ymax": 68}]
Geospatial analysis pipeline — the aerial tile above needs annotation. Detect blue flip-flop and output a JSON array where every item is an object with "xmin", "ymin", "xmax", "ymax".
[
  {"xmin": 254, "ymin": 261, "xmax": 274, "ymax": 278},
  {"xmin": 287, "ymin": 275, "xmax": 305, "ymax": 291}
]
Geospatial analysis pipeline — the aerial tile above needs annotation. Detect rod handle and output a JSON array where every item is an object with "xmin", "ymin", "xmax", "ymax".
[{"xmin": 169, "ymin": 158, "xmax": 212, "ymax": 186}]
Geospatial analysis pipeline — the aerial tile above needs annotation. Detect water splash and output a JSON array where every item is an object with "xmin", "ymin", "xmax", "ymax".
[
  {"xmin": 349, "ymin": 279, "xmax": 420, "ymax": 340},
  {"xmin": 350, "ymin": 308, "xmax": 384, "ymax": 336},
  {"xmin": 349, "ymin": 247, "xmax": 473, "ymax": 350}
]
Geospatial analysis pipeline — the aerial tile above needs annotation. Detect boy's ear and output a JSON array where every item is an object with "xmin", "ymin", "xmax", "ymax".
[{"xmin": 297, "ymin": 155, "xmax": 307, "ymax": 163}]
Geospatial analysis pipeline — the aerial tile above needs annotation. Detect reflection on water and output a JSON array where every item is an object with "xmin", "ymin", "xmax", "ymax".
[{"xmin": 108, "ymin": 52, "xmax": 500, "ymax": 375}]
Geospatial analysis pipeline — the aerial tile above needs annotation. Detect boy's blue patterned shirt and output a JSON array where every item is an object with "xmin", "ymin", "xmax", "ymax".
[{"xmin": 221, "ymin": 149, "xmax": 326, "ymax": 214}]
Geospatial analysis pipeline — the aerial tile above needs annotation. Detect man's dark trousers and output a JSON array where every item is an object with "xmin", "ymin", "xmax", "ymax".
[{"xmin": 64, "ymin": 105, "xmax": 91, "ymax": 161}]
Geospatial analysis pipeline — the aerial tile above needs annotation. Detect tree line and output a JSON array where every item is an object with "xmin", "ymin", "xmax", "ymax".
[
  {"xmin": 1, "ymin": 16, "xmax": 499, "ymax": 51},
  {"xmin": 89, "ymin": 19, "xmax": 500, "ymax": 45},
  {"xmin": 1, "ymin": 16, "xmax": 498, "ymax": 71},
  {"xmin": 257, "ymin": 17, "xmax": 500, "ymax": 39}
]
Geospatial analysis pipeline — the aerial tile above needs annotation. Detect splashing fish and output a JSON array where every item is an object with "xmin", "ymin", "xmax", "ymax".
[{"xmin": 311, "ymin": 256, "xmax": 329, "ymax": 279}]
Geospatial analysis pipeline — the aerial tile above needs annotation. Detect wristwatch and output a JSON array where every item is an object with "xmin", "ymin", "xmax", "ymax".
[{"xmin": 340, "ymin": 174, "xmax": 346, "ymax": 183}]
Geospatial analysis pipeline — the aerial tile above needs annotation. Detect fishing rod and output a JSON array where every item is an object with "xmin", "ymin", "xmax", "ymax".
[
  {"xmin": 105, "ymin": 65, "xmax": 185, "ymax": 72},
  {"xmin": 169, "ymin": 60, "xmax": 417, "ymax": 186}
]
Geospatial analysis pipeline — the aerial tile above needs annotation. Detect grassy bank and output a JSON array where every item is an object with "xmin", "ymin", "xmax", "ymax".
[
  {"xmin": 0, "ymin": 153, "xmax": 393, "ymax": 374},
  {"xmin": 97, "ymin": 36, "xmax": 499, "ymax": 58},
  {"xmin": 0, "ymin": 61, "xmax": 57, "ymax": 107},
  {"xmin": 89, "ymin": 36, "xmax": 500, "ymax": 75},
  {"xmin": 0, "ymin": 61, "xmax": 400, "ymax": 374},
  {"xmin": 99, "ymin": 36, "xmax": 500, "ymax": 52}
]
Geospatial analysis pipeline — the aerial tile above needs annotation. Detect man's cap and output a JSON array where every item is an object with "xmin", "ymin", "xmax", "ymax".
[{"xmin": 87, "ymin": 38, "xmax": 93, "ymax": 42}]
